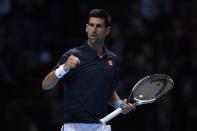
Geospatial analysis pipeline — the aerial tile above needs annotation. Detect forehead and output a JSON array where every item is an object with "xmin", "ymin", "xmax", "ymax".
[{"xmin": 88, "ymin": 17, "xmax": 105, "ymax": 25}]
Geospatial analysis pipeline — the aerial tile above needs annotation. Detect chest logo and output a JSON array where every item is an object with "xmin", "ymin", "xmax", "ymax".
[{"xmin": 108, "ymin": 60, "xmax": 113, "ymax": 66}]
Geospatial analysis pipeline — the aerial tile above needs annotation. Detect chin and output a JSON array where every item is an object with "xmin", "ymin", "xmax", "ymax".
[{"xmin": 90, "ymin": 40, "xmax": 96, "ymax": 44}]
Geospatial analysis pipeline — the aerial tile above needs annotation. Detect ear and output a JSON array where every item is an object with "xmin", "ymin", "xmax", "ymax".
[
  {"xmin": 105, "ymin": 27, "xmax": 111, "ymax": 36},
  {"xmin": 85, "ymin": 24, "xmax": 88, "ymax": 33}
]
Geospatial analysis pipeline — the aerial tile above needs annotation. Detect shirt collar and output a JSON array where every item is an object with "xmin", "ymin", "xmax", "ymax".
[{"xmin": 82, "ymin": 41, "xmax": 108, "ymax": 59}]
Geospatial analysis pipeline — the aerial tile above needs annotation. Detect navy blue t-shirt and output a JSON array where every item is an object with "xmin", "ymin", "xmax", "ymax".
[{"xmin": 54, "ymin": 42, "xmax": 120, "ymax": 123}]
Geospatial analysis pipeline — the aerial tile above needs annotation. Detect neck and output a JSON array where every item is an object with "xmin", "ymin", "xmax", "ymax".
[{"xmin": 88, "ymin": 40, "xmax": 104, "ymax": 56}]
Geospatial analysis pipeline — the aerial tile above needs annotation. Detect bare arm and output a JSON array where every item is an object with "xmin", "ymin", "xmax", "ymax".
[
  {"xmin": 110, "ymin": 91, "xmax": 120, "ymax": 106},
  {"xmin": 42, "ymin": 70, "xmax": 60, "ymax": 90},
  {"xmin": 109, "ymin": 90, "xmax": 121, "ymax": 106},
  {"xmin": 42, "ymin": 55, "xmax": 80, "ymax": 90},
  {"xmin": 110, "ymin": 90, "xmax": 136, "ymax": 114}
]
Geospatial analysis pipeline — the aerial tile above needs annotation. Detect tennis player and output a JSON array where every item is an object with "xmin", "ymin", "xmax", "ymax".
[{"xmin": 42, "ymin": 9, "xmax": 135, "ymax": 131}]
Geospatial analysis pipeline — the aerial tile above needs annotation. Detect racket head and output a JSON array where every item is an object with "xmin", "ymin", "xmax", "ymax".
[{"xmin": 128, "ymin": 74, "xmax": 174, "ymax": 105}]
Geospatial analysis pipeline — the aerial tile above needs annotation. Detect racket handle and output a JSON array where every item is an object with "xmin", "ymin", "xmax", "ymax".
[{"xmin": 99, "ymin": 108, "xmax": 122, "ymax": 124}]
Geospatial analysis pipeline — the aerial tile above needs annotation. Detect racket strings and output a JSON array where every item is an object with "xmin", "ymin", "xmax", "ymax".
[{"xmin": 132, "ymin": 78, "xmax": 173, "ymax": 101}]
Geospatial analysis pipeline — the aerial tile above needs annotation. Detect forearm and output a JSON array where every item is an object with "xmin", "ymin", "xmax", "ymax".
[
  {"xmin": 42, "ymin": 55, "xmax": 80, "ymax": 90},
  {"xmin": 110, "ymin": 91, "xmax": 136, "ymax": 113},
  {"xmin": 109, "ymin": 91, "xmax": 122, "ymax": 108},
  {"xmin": 42, "ymin": 71, "xmax": 60, "ymax": 90}
]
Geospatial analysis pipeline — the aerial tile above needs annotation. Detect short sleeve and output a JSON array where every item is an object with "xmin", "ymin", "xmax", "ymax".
[{"xmin": 52, "ymin": 51, "xmax": 72, "ymax": 70}]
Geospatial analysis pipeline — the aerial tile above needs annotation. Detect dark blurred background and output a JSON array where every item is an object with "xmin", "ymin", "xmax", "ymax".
[{"xmin": 1, "ymin": 0, "xmax": 197, "ymax": 131}]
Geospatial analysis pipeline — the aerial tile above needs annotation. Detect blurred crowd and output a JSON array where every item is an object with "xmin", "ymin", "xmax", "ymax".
[{"xmin": 1, "ymin": 0, "xmax": 197, "ymax": 131}]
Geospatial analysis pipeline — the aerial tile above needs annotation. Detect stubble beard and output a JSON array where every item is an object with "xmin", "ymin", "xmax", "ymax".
[{"xmin": 89, "ymin": 37, "xmax": 104, "ymax": 50}]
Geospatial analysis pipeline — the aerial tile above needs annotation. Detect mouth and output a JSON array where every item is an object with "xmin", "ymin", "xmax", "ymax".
[
  {"xmin": 91, "ymin": 33, "xmax": 96, "ymax": 38},
  {"xmin": 90, "ymin": 35, "xmax": 97, "ymax": 40}
]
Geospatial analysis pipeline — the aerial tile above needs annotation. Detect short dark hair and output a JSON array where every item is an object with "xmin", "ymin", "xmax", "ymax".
[{"xmin": 88, "ymin": 9, "xmax": 112, "ymax": 27}]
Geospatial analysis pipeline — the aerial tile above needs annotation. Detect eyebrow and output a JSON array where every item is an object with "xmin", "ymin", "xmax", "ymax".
[{"xmin": 89, "ymin": 22, "xmax": 104, "ymax": 27}]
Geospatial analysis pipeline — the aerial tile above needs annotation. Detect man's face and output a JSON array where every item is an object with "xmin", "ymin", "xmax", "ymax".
[{"xmin": 86, "ymin": 17, "xmax": 110, "ymax": 45}]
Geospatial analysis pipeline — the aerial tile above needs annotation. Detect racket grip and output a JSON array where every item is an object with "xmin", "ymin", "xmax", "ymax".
[{"xmin": 99, "ymin": 108, "xmax": 122, "ymax": 124}]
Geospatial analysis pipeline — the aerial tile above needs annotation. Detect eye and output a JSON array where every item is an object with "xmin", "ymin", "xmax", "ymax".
[
  {"xmin": 89, "ymin": 23, "xmax": 94, "ymax": 27},
  {"xmin": 96, "ymin": 24, "xmax": 102, "ymax": 28}
]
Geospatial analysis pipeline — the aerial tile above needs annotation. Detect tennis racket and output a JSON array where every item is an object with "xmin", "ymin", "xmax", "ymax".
[{"xmin": 100, "ymin": 74, "xmax": 174, "ymax": 124}]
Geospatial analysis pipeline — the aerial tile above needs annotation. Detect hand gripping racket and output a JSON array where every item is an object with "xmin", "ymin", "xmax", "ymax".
[{"xmin": 100, "ymin": 74, "xmax": 174, "ymax": 124}]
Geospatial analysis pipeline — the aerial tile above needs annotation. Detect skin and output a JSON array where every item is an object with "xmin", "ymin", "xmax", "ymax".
[
  {"xmin": 85, "ymin": 17, "xmax": 110, "ymax": 53},
  {"xmin": 42, "ymin": 17, "xmax": 135, "ymax": 114}
]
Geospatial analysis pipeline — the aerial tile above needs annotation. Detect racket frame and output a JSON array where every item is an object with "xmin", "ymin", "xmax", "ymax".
[{"xmin": 99, "ymin": 74, "xmax": 174, "ymax": 124}]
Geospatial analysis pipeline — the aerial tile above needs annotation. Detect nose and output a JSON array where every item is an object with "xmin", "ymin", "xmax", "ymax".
[{"xmin": 92, "ymin": 26, "xmax": 96, "ymax": 32}]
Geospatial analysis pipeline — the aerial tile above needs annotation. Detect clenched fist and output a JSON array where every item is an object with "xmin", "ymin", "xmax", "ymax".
[{"xmin": 63, "ymin": 55, "xmax": 80, "ymax": 71}]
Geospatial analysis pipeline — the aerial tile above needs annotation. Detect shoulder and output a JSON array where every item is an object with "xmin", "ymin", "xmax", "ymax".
[
  {"xmin": 105, "ymin": 49, "xmax": 120, "ymax": 66},
  {"xmin": 106, "ymin": 49, "xmax": 118, "ymax": 59},
  {"xmin": 62, "ymin": 46, "xmax": 82, "ymax": 57}
]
